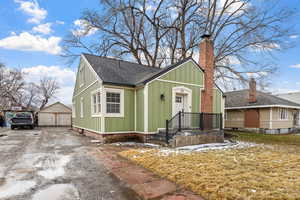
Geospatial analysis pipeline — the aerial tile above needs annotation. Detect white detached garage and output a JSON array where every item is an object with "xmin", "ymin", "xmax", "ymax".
[{"xmin": 38, "ymin": 102, "xmax": 72, "ymax": 127}]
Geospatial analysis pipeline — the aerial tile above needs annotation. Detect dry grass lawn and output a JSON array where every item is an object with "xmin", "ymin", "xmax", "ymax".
[{"xmin": 119, "ymin": 145, "xmax": 300, "ymax": 199}]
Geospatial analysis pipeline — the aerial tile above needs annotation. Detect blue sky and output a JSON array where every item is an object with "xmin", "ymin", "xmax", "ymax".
[{"xmin": 0, "ymin": 0, "xmax": 300, "ymax": 105}]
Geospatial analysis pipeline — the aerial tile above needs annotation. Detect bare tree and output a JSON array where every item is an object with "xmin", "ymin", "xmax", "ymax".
[
  {"xmin": 38, "ymin": 77, "xmax": 60, "ymax": 110},
  {"xmin": 0, "ymin": 64, "xmax": 25, "ymax": 109},
  {"xmin": 62, "ymin": 0, "xmax": 297, "ymax": 89}
]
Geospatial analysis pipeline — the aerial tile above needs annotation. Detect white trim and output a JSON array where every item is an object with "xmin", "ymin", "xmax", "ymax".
[
  {"xmin": 270, "ymin": 107, "xmax": 273, "ymax": 129},
  {"xmin": 144, "ymin": 84, "xmax": 148, "ymax": 132},
  {"xmin": 100, "ymin": 85, "xmax": 105, "ymax": 132},
  {"xmin": 104, "ymin": 87, "xmax": 124, "ymax": 117},
  {"xmin": 81, "ymin": 54, "xmax": 103, "ymax": 82},
  {"xmin": 134, "ymin": 90, "xmax": 137, "ymax": 131},
  {"xmin": 172, "ymin": 86, "xmax": 192, "ymax": 116},
  {"xmin": 91, "ymin": 88, "xmax": 102, "ymax": 117},
  {"xmin": 226, "ymin": 105, "xmax": 300, "ymax": 110},
  {"xmin": 156, "ymin": 79, "xmax": 203, "ymax": 88},
  {"xmin": 147, "ymin": 59, "xmax": 204, "ymax": 85},
  {"xmin": 80, "ymin": 97, "xmax": 84, "ymax": 118},
  {"xmin": 79, "ymin": 65, "xmax": 85, "ymax": 88},
  {"xmin": 73, "ymin": 80, "xmax": 98, "ymax": 99}
]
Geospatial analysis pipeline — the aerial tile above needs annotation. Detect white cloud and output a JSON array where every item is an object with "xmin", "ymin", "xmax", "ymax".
[
  {"xmin": 56, "ymin": 20, "xmax": 65, "ymax": 25},
  {"xmin": 15, "ymin": 0, "xmax": 47, "ymax": 24},
  {"xmin": 219, "ymin": 0, "xmax": 249, "ymax": 15},
  {"xmin": 32, "ymin": 23, "xmax": 52, "ymax": 35},
  {"xmin": 290, "ymin": 35, "xmax": 299, "ymax": 39},
  {"xmin": 22, "ymin": 65, "xmax": 76, "ymax": 104},
  {"xmin": 250, "ymin": 43, "xmax": 280, "ymax": 52},
  {"xmin": 0, "ymin": 32, "xmax": 61, "ymax": 55},
  {"xmin": 72, "ymin": 19, "xmax": 97, "ymax": 37},
  {"xmin": 290, "ymin": 64, "xmax": 300, "ymax": 69}
]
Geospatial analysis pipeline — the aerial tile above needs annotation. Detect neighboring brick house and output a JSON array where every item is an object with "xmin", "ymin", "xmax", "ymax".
[
  {"xmin": 72, "ymin": 35, "xmax": 225, "ymax": 142},
  {"xmin": 225, "ymin": 79, "xmax": 300, "ymax": 134}
]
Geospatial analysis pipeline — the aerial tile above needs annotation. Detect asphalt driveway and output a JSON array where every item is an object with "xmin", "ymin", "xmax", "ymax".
[{"xmin": 0, "ymin": 127, "xmax": 136, "ymax": 200}]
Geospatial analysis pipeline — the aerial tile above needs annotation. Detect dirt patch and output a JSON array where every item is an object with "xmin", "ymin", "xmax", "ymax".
[{"xmin": 120, "ymin": 146, "xmax": 300, "ymax": 200}]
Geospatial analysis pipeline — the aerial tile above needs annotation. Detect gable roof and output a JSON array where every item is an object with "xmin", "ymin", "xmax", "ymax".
[
  {"xmin": 225, "ymin": 90, "xmax": 300, "ymax": 109},
  {"xmin": 39, "ymin": 102, "xmax": 71, "ymax": 112},
  {"xmin": 82, "ymin": 54, "xmax": 203, "ymax": 87}
]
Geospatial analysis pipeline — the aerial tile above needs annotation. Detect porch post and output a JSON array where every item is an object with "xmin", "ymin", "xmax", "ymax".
[
  {"xmin": 166, "ymin": 120, "xmax": 169, "ymax": 144},
  {"xmin": 178, "ymin": 111, "xmax": 182, "ymax": 132}
]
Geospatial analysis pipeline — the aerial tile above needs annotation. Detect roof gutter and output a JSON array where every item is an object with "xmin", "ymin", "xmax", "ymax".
[{"xmin": 226, "ymin": 105, "xmax": 300, "ymax": 110}]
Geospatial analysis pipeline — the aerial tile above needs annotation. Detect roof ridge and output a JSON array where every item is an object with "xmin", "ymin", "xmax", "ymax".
[{"xmin": 82, "ymin": 53, "xmax": 160, "ymax": 69}]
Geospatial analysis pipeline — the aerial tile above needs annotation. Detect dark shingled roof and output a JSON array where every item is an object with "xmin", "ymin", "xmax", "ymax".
[
  {"xmin": 82, "ymin": 53, "xmax": 201, "ymax": 87},
  {"xmin": 225, "ymin": 89, "xmax": 300, "ymax": 108}
]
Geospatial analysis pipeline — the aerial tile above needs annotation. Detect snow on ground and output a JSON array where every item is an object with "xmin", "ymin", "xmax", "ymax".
[
  {"xmin": 112, "ymin": 142, "xmax": 161, "ymax": 148},
  {"xmin": 32, "ymin": 184, "xmax": 80, "ymax": 200},
  {"xmin": 0, "ymin": 180, "xmax": 36, "ymax": 199},
  {"xmin": 122, "ymin": 140, "xmax": 260, "ymax": 157},
  {"xmin": 36, "ymin": 154, "xmax": 71, "ymax": 180}
]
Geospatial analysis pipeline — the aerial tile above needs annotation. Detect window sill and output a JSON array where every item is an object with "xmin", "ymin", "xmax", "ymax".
[
  {"xmin": 91, "ymin": 114, "xmax": 102, "ymax": 118},
  {"xmin": 105, "ymin": 113, "xmax": 124, "ymax": 118}
]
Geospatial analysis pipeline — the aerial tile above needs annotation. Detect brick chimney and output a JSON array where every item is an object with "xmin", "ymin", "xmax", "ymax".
[
  {"xmin": 249, "ymin": 78, "xmax": 257, "ymax": 103},
  {"xmin": 199, "ymin": 34, "xmax": 214, "ymax": 113}
]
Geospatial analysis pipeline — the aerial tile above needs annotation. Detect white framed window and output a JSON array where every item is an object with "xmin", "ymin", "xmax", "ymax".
[
  {"xmin": 279, "ymin": 108, "xmax": 288, "ymax": 120},
  {"xmin": 79, "ymin": 66, "xmax": 84, "ymax": 87},
  {"xmin": 105, "ymin": 88, "xmax": 124, "ymax": 117},
  {"xmin": 72, "ymin": 101, "xmax": 76, "ymax": 118},
  {"xmin": 80, "ymin": 97, "xmax": 84, "ymax": 118},
  {"xmin": 91, "ymin": 89, "xmax": 101, "ymax": 117}
]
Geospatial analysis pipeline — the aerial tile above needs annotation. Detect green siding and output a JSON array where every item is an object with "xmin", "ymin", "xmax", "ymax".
[
  {"xmin": 160, "ymin": 61, "xmax": 203, "ymax": 85},
  {"xmin": 148, "ymin": 80, "xmax": 201, "ymax": 132},
  {"xmin": 213, "ymin": 89, "xmax": 222, "ymax": 113},
  {"xmin": 105, "ymin": 88, "xmax": 135, "ymax": 132},
  {"xmin": 73, "ymin": 82, "xmax": 102, "ymax": 132},
  {"xmin": 136, "ymin": 88, "xmax": 144, "ymax": 132},
  {"xmin": 73, "ymin": 57, "xmax": 98, "ymax": 95}
]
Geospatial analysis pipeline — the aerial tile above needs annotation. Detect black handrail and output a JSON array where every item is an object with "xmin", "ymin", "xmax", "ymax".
[{"xmin": 165, "ymin": 112, "xmax": 223, "ymax": 143}]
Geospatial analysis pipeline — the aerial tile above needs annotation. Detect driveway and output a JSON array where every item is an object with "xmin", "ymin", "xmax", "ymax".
[{"xmin": 0, "ymin": 128, "xmax": 136, "ymax": 200}]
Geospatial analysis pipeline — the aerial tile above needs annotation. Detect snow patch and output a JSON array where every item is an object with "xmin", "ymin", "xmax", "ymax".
[
  {"xmin": 32, "ymin": 184, "xmax": 80, "ymax": 200},
  {"xmin": 36, "ymin": 155, "xmax": 71, "ymax": 180},
  {"xmin": 112, "ymin": 142, "xmax": 160, "ymax": 148},
  {"xmin": 0, "ymin": 180, "xmax": 36, "ymax": 199}
]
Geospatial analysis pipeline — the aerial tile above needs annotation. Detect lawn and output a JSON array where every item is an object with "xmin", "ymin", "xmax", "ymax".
[
  {"xmin": 226, "ymin": 131, "xmax": 300, "ymax": 146},
  {"xmin": 119, "ymin": 133, "xmax": 300, "ymax": 199}
]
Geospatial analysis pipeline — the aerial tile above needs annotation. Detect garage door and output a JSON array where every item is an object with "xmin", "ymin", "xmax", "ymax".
[
  {"xmin": 56, "ymin": 113, "xmax": 71, "ymax": 126},
  {"xmin": 39, "ymin": 113, "xmax": 55, "ymax": 126},
  {"xmin": 244, "ymin": 109, "xmax": 260, "ymax": 128}
]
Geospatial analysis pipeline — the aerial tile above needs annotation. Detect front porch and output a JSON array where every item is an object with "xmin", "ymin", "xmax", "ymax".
[{"xmin": 149, "ymin": 112, "xmax": 224, "ymax": 147}]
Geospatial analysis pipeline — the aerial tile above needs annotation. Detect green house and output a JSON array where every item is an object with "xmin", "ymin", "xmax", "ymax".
[{"xmin": 72, "ymin": 36, "xmax": 225, "ymax": 141}]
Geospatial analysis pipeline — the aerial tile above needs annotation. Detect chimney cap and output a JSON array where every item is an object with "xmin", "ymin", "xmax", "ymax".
[{"xmin": 201, "ymin": 34, "xmax": 211, "ymax": 39}]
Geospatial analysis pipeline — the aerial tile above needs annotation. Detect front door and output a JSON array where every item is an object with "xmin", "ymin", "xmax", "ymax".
[
  {"xmin": 244, "ymin": 109, "xmax": 260, "ymax": 128},
  {"xmin": 174, "ymin": 94, "xmax": 185, "ymax": 115}
]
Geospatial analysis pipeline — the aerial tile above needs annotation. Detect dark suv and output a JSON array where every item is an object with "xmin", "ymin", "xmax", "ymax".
[{"xmin": 11, "ymin": 112, "xmax": 34, "ymax": 130}]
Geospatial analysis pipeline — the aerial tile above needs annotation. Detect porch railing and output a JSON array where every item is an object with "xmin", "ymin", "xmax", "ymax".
[{"xmin": 165, "ymin": 112, "xmax": 223, "ymax": 143}]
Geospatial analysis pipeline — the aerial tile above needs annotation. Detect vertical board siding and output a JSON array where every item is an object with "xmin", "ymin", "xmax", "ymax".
[
  {"xmin": 136, "ymin": 88, "xmax": 144, "ymax": 132},
  {"xmin": 73, "ymin": 82, "xmax": 102, "ymax": 132},
  {"xmin": 105, "ymin": 88, "xmax": 135, "ymax": 132},
  {"xmin": 73, "ymin": 57, "xmax": 98, "ymax": 95},
  {"xmin": 148, "ymin": 80, "xmax": 201, "ymax": 132},
  {"xmin": 213, "ymin": 89, "xmax": 222, "ymax": 113},
  {"xmin": 160, "ymin": 61, "xmax": 203, "ymax": 85}
]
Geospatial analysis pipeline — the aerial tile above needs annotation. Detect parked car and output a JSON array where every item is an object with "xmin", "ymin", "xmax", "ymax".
[{"xmin": 11, "ymin": 112, "xmax": 34, "ymax": 130}]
